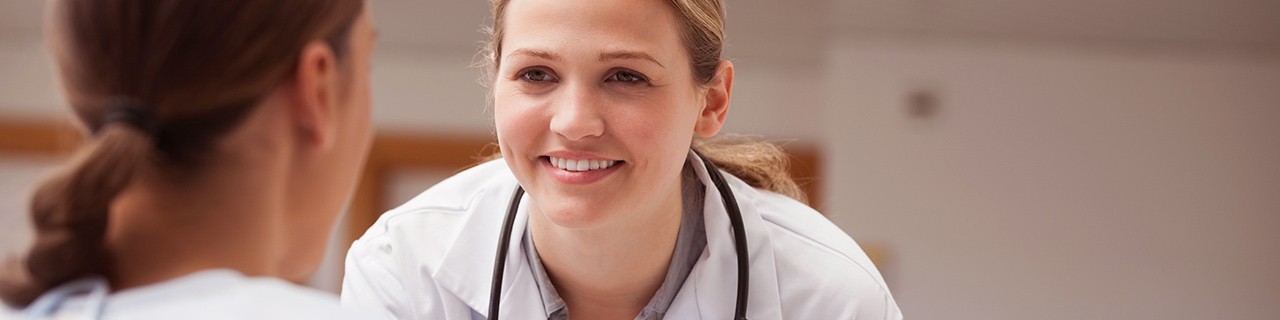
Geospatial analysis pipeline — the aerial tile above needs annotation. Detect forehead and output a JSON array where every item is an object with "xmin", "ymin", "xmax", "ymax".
[{"xmin": 500, "ymin": 0, "xmax": 685, "ymax": 61}]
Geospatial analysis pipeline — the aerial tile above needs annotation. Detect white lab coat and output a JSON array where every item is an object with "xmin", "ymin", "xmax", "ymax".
[{"xmin": 342, "ymin": 154, "xmax": 903, "ymax": 319}]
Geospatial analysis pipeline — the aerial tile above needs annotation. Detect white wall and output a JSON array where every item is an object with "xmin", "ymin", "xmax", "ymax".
[
  {"xmin": 721, "ymin": 59, "xmax": 825, "ymax": 140},
  {"xmin": 370, "ymin": 49, "xmax": 491, "ymax": 135},
  {"xmin": 0, "ymin": 43, "xmax": 65, "ymax": 120},
  {"xmin": 824, "ymin": 37, "xmax": 1280, "ymax": 319},
  {"xmin": 0, "ymin": 157, "xmax": 60, "ymax": 260}
]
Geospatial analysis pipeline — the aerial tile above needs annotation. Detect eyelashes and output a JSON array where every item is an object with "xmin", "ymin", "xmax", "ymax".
[
  {"xmin": 606, "ymin": 70, "xmax": 648, "ymax": 85},
  {"xmin": 513, "ymin": 67, "xmax": 652, "ymax": 87},
  {"xmin": 519, "ymin": 68, "xmax": 557, "ymax": 82}
]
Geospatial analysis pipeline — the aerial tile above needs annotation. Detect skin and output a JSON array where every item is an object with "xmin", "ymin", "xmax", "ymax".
[
  {"xmin": 493, "ymin": 0, "xmax": 733, "ymax": 318},
  {"xmin": 49, "ymin": 4, "xmax": 379, "ymax": 290}
]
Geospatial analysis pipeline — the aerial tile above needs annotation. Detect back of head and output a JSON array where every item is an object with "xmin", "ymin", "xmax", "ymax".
[{"xmin": 0, "ymin": 0, "xmax": 364, "ymax": 308}]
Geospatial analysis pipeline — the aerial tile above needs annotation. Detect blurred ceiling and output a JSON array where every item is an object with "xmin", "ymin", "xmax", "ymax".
[{"xmin": 3, "ymin": 0, "xmax": 1278, "ymax": 60}]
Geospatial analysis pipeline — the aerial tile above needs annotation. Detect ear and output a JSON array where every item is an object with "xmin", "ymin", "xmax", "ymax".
[
  {"xmin": 694, "ymin": 60, "xmax": 733, "ymax": 138},
  {"xmin": 288, "ymin": 41, "xmax": 340, "ymax": 151}
]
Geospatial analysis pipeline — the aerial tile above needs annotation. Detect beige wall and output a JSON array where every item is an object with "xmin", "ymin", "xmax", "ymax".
[
  {"xmin": 0, "ymin": 43, "xmax": 63, "ymax": 120},
  {"xmin": 824, "ymin": 37, "xmax": 1280, "ymax": 319},
  {"xmin": 0, "ymin": 156, "xmax": 59, "ymax": 260}
]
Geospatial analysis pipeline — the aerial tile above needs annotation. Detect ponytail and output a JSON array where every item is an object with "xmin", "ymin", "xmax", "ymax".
[
  {"xmin": 0, "ymin": 122, "xmax": 153, "ymax": 307},
  {"xmin": 693, "ymin": 135, "xmax": 808, "ymax": 204}
]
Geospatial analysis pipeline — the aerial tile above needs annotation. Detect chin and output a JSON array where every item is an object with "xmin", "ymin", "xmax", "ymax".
[{"xmin": 535, "ymin": 198, "xmax": 618, "ymax": 230}]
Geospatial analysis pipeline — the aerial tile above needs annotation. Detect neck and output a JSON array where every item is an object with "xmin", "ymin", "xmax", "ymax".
[
  {"xmin": 529, "ymin": 181, "xmax": 684, "ymax": 319},
  {"xmin": 104, "ymin": 157, "xmax": 288, "ymax": 291}
]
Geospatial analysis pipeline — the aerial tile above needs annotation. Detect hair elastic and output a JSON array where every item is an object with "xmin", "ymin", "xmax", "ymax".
[{"xmin": 98, "ymin": 96, "xmax": 159, "ymax": 137}]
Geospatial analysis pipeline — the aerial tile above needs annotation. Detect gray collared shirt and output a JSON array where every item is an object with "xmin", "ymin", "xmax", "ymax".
[{"xmin": 521, "ymin": 164, "xmax": 708, "ymax": 320}]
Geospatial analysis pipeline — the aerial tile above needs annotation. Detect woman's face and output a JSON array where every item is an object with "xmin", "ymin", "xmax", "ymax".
[{"xmin": 494, "ymin": 0, "xmax": 726, "ymax": 229}]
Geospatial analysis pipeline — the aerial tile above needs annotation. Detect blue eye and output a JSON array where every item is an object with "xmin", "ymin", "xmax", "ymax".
[
  {"xmin": 519, "ymin": 68, "xmax": 555, "ymax": 82},
  {"xmin": 608, "ymin": 70, "xmax": 648, "ymax": 84}
]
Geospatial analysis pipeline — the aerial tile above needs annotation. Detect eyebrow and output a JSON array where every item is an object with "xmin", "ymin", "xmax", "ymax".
[
  {"xmin": 599, "ymin": 51, "xmax": 664, "ymax": 68},
  {"xmin": 507, "ymin": 49, "xmax": 561, "ymax": 62},
  {"xmin": 505, "ymin": 49, "xmax": 664, "ymax": 68}
]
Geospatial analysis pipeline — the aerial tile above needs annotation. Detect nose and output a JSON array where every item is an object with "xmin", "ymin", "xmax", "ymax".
[{"xmin": 549, "ymin": 83, "xmax": 605, "ymax": 141}]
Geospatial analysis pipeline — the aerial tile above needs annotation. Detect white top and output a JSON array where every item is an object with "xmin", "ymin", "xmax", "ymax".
[
  {"xmin": 5, "ymin": 269, "xmax": 384, "ymax": 320},
  {"xmin": 342, "ymin": 153, "xmax": 904, "ymax": 319}
]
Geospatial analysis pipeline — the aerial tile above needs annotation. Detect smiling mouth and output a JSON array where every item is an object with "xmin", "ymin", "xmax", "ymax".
[{"xmin": 545, "ymin": 156, "xmax": 621, "ymax": 172}]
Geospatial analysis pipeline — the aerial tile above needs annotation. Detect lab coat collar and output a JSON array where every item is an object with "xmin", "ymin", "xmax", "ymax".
[
  {"xmin": 433, "ymin": 176, "xmax": 544, "ymax": 319},
  {"xmin": 681, "ymin": 150, "xmax": 784, "ymax": 319},
  {"xmin": 432, "ymin": 151, "xmax": 784, "ymax": 319}
]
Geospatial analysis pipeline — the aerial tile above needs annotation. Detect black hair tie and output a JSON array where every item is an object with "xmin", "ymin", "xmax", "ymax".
[{"xmin": 99, "ymin": 96, "xmax": 160, "ymax": 137}]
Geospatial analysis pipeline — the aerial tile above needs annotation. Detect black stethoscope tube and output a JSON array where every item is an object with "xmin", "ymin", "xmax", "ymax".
[
  {"xmin": 698, "ymin": 149, "xmax": 752, "ymax": 320},
  {"xmin": 488, "ymin": 184, "xmax": 525, "ymax": 320},
  {"xmin": 488, "ymin": 150, "xmax": 749, "ymax": 320}
]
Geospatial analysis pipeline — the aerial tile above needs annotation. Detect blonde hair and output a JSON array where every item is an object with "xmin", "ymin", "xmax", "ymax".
[{"xmin": 480, "ymin": 0, "xmax": 807, "ymax": 203}]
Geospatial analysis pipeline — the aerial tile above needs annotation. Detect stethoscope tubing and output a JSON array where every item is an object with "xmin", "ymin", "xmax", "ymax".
[{"xmin": 488, "ymin": 185, "xmax": 524, "ymax": 319}]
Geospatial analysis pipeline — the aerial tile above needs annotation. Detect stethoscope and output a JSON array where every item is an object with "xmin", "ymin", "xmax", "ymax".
[{"xmin": 488, "ymin": 150, "xmax": 750, "ymax": 320}]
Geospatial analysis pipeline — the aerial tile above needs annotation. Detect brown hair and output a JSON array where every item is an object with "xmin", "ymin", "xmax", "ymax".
[
  {"xmin": 480, "ymin": 0, "xmax": 806, "ymax": 202},
  {"xmin": 0, "ymin": 0, "xmax": 365, "ymax": 307}
]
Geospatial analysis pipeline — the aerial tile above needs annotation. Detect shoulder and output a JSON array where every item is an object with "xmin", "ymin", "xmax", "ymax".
[
  {"xmin": 348, "ymin": 160, "xmax": 522, "ymax": 317},
  {"xmin": 348, "ymin": 159, "xmax": 516, "ymax": 268},
  {"xmin": 40, "ymin": 274, "xmax": 385, "ymax": 320},
  {"xmin": 0, "ymin": 306, "xmax": 16, "ymax": 320},
  {"xmin": 740, "ymin": 185, "xmax": 901, "ymax": 319},
  {"xmin": 341, "ymin": 159, "xmax": 516, "ymax": 317},
  {"xmin": 374, "ymin": 158, "xmax": 515, "ymax": 231}
]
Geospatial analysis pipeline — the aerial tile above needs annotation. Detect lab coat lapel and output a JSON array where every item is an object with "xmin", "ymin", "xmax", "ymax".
[
  {"xmin": 433, "ymin": 183, "xmax": 545, "ymax": 318},
  {"xmin": 685, "ymin": 151, "xmax": 784, "ymax": 319}
]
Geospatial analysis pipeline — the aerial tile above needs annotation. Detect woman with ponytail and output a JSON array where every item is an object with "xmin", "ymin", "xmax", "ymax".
[
  {"xmin": 342, "ymin": 0, "xmax": 901, "ymax": 319},
  {"xmin": 2, "ymin": 0, "xmax": 382, "ymax": 319}
]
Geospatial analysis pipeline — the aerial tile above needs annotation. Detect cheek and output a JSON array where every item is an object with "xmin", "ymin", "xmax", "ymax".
[
  {"xmin": 613, "ymin": 94, "xmax": 700, "ymax": 154},
  {"xmin": 493, "ymin": 87, "xmax": 543, "ymax": 154}
]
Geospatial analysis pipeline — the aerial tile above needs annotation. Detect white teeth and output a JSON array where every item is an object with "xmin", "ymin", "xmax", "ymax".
[{"xmin": 548, "ymin": 156, "xmax": 617, "ymax": 172}]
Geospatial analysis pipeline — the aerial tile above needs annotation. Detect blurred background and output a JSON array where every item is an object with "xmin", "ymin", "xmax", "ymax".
[{"xmin": 2, "ymin": 0, "xmax": 1279, "ymax": 319}]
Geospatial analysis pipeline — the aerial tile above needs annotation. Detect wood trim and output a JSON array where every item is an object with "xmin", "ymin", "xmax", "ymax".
[
  {"xmin": 0, "ymin": 119, "xmax": 81, "ymax": 156},
  {"xmin": 784, "ymin": 145, "xmax": 823, "ymax": 211}
]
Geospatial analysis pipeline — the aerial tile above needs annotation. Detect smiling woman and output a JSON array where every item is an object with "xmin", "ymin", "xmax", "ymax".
[{"xmin": 340, "ymin": 0, "xmax": 901, "ymax": 319}]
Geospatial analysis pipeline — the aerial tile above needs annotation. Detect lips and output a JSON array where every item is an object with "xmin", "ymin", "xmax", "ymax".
[
  {"xmin": 538, "ymin": 154, "xmax": 624, "ymax": 185},
  {"xmin": 548, "ymin": 156, "xmax": 618, "ymax": 172}
]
